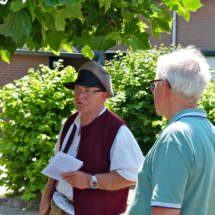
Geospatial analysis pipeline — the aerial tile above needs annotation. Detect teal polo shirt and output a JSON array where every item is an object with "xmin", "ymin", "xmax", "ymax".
[{"xmin": 128, "ymin": 109, "xmax": 215, "ymax": 215}]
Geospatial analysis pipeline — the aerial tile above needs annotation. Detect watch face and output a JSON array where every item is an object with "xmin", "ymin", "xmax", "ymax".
[
  {"xmin": 90, "ymin": 176, "xmax": 98, "ymax": 189},
  {"xmin": 91, "ymin": 181, "xmax": 98, "ymax": 188}
]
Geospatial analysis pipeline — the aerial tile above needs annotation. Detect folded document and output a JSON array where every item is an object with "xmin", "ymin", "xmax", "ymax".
[{"xmin": 41, "ymin": 151, "xmax": 83, "ymax": 181}]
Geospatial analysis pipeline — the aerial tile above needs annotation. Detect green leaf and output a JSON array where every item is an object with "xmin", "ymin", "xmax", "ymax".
[
  {"xmin": 26, "ymin": 21, "xmax": 42, "ymax": 51},
  {"xmin": 59, "ymin": 0, "xmax": 82, "ymax": 5},
  {"xmin": 26, "ymin": 0, "xmax": 37, "ymax": 12},
  {"xmin": 44, "ymin": 0, "xmax": 59, "ymax": 7},
  {"xmin": 81, "ymin": 45, "xmax": 94, "ymax": 60},
  {"xmin": 152, "ymin": 17, "xmax": 171, "ymax": 32},
  {"xmin": 73, "ymin": 35, "xmax": 84, "ymax": 47},
  {"xmin": 90, "ymin": 35, "xmax": 105, "ymax": 50},
  {"xmin": 0, "ymin": 4, "xmax": 6, "ymax": 23},
  {"xmin": 135, "ymin": 32, "xmax": 150, "ymax": 50},
  {"xmin": 55, "ymin": 8, "xmax": 76, "ymax": 31},
  {"xmin": 44, "ymin": 12, "xmax": 55, "ymax": 29},
  {"xmin": 37, "ymin": 0, "xmax": 51, "ymax": 12},
  {"xmin": 46, "ymin": 28, "xmax": 65, "ymax": 52},
  {"xmin": 100, "ymin": 39, "xmax": 116, "ymax": 51},
  {"xmin": 105, "ymin": 32, "xmax": 122, "ymax": 41},
  {"xmin": 0, "ymin": 35, "xmax": 5, "ymax": 46},
  {"xmin": 81, "ymin": 30, "xmax": 93, "ymax": 45},
  {"xmin": 10, "ymin": 0, "xmax": 36, "ymax": 12},
  {"xmin": 176, "ymin": 2, "xmax": 190, "ymax": 21},
  {"xmin": 62, "ymin": 43, "xmax": 73, "ymax": 53},
  {"xmin": 124, "ymin": 32, "xmax": 150, "ymax": 52},
  {"xmin": 151, "ymin": 16, "xmax": 171, "ymax": 38},
  {"xmin": 0, "ymin": 9, "xmax": 32, "ymax": 41},
  {"xmin": 65, "ymin": 3, "xmax": 83, "ymax": 19},
  {"xmin": 44, "ymin": 0, "xmax": 82, "ymax": 6},
  {"xmin": 11, "ymin": 0, "xmax": 26, "ymax": 11},
  {"xmin": 2, "ymin": 36, "xmax": 16, "ymax": 55},
  {"xmin": 15, "ymin": 35, "xmax": 27, "ymax": 48},
  {"xmin": 85, "ymin": 12, "xmax": 102, "ymax": 28},
  {"xmin": 0, "ymin": 49, "xmax": 10, "ymax": 63},
  {"xmin": 105, "ymin": 0, "xmax": 112, "ymax": 13},
  {"xmin": 98, "ymin": 0, "xmax": 105, "ymax": 7},
  {"xmin": 121, "ymin": 7, "xmax": 133, "ymax": 22},
  {"xmin": 73, "ymin": 29, "xmax": 93, "ymax": 47},
  {"xmin": 128, "ymin": 38, "xmax": 139, "ymax": 52},
  {"xmin": 55, "ymin": 10, "xmax": 67, "ymax": 31},
  {"xmin": 0, "ymin": 36, "xmax": 16, "ymax": 62},
  {"xmin": 182, "ymin": 0, "xmax": 203, "ymax": 11},
  {"xmin": 125, "ymin": 18, "xmax": 139, "ymax": 35}
]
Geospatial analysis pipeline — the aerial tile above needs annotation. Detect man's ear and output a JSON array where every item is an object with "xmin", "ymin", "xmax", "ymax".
[
  {"xmin": 163, "ymin": 79, "xmax": 171, "ymax": 98},
  {"xmin": 102, "ymin": 92, "xmax": 109, "ymax": 100}
]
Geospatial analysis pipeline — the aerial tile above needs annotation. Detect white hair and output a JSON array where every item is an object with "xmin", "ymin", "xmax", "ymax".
[{"xmin": 156, "ymin": 45, "xmax": 211, "ymax": 103}]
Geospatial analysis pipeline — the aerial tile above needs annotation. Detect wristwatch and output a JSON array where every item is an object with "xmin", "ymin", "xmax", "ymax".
[{"xmin": 90, "ymin": 175, "xmax": 98, "ymax": 189}]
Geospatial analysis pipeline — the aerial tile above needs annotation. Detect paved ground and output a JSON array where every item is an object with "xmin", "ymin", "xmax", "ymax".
[
  {"xmin": 0, "ymin": 206, "xmax": 39, "ymax": 215},
  {"xmin": 0, "ymin": 164, "xmax": 39, "ymax": 215}
]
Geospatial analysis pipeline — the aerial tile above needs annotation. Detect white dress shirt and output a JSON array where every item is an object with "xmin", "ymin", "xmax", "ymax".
[{"xmin": 52, "ymin": 107, "xmax": 144, "ymax": 214}]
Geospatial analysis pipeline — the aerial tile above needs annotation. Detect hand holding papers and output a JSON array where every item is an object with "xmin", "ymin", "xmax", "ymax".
[{"xmin": 41, "ymin": 151, "xmax": 83, "ymax": 181}]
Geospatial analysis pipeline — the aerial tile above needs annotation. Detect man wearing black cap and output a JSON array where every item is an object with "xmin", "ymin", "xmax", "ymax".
[{"xmin": 40, "ymin": 60, "xmax": 144, "ymax": 215}]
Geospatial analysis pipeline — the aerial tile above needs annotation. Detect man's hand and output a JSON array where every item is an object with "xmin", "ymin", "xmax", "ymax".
[
  {"xmin": 39, "ymin": 177, "xmax": 55, "ymax": 215},
  {"xmin": 39, "ymin": 198, "xmax": 50, "ymax": 215},
  {"xmin": 62, "ymin": 171, "xmax": 91, "ymax": 189}
]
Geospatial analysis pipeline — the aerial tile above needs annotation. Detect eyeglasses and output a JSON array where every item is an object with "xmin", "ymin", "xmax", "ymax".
[
  {"xmin": 73, "ymin": 89, "xmax": 102, "ymax": 97},
  {"xmin": 149, "ymin": 79, "xmax": 172, "ymax": 92}
]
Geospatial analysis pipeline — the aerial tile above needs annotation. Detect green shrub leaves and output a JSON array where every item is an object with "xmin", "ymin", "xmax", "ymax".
[{"xmin": 0, "ymin": 61, "xmax": 76, "ymax": 200}]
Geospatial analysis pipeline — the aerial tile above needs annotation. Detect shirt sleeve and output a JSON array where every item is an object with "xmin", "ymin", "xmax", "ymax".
[
  {"xmin": 150, "ymin": 141, "xmax": 194, "ymax": 209},
  {"xmin": 110, "ymin": 125, "xmax": 145, "ymax": 181}
]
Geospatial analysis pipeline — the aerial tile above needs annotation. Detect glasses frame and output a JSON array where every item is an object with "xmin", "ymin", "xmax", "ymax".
[
  {"xmin": 149, "ymin": 79, "xmax": 172, "ymax": 92},
  {"xmin": 73, "ymin": 89, "xmax": 102, "ymax": 97}
]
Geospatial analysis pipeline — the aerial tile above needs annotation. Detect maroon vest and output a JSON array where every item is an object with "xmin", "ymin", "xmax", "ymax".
[{"xmin": 60, "ymin": 109, "xmax": 129, "ymax": 215}]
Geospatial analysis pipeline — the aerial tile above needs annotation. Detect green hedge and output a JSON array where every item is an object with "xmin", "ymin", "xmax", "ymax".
[
  {"xmin": 106, "ymin": 46, "xmax": 174, "ymax": 154},
  {"xmin": 0, "ymin": 61, "xmax": 77, "ymax": 200},
  {"xmin": 198, "ymin": 81, "xmax": 215, "ymax": 124}
]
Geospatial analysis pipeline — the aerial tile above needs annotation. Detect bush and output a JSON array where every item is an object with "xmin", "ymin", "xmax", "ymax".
[
  {"xmin": 106, "ymin": 46, "xmax": 215, "ymax": 154},
  {"xmin": 106, "ymin": 46, "xmax": 173, "ymax": 154},
  {"xmin": 198, "ymin": 81, "xmax": 215, "ymax": 124},
  {"xmin": 0, "ymin": 61, "xmax": 76, "ymax": 200}
]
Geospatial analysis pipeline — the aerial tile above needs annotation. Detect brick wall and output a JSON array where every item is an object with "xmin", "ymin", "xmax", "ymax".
[
  {"xmin": 177, "ymin": 0, "xmax": 215, "ymax": 51},
  {"xmin": 0, "ymin": 55, "xmax": 49, "ymax": 87}
]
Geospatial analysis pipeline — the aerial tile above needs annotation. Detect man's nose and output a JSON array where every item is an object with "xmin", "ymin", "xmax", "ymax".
[{"xmin": 76, "ymin": 91, "xmax": 85, "ymax": 98}]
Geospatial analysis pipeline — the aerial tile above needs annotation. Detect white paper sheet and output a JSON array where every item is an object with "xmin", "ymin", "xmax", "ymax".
[{"xmin": 41, "ymin": 151, "xmax": 83, "ymax": 181}]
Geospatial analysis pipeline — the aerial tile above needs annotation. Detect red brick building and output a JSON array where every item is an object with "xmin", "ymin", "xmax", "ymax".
[{"xmin": 0, "ymin": 0, "xmax": 214, "ymax": 87}]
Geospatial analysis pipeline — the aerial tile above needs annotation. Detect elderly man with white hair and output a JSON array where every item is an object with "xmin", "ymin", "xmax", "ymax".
[{"xmin": 128, "ymin": 46, "xmax": 215, "ymax": 215}]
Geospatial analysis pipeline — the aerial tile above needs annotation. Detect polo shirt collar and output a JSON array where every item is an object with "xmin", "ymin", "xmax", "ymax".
[{"xmin": 159, "ymin": 109, "xmax": 207, "ymax": 134}]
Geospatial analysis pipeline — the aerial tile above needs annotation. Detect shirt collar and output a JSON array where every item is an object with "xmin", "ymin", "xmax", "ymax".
[
  {"xmin": 74, "ymin": 107, "xmax": 107, "ymax": 128},
  {"xmin": 168, "ymin": 108, "xmax": 207, "ymax": 125},
  {"xmin": 159, "ymin": 108, "xmax": 207, "ymax": 134}
]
